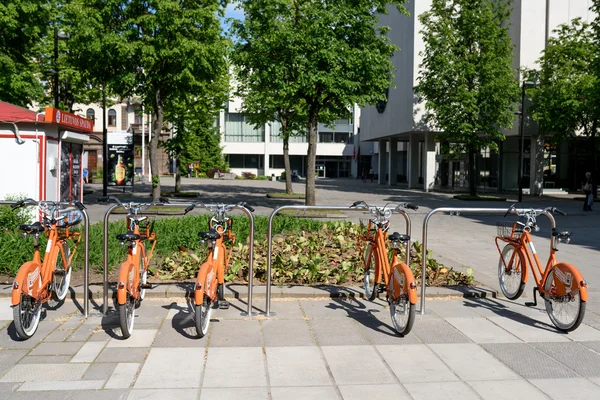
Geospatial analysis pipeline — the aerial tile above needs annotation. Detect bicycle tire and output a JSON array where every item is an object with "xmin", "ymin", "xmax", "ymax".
[
  {"xmin": 388, "ymin": 264, "xmax": 416, "ymax": 335},
  {"xmin": 52, "ymin": 241, "xmax": 72, "ymax": 302},
  {"xmin": 544, "ymin": 266, "xmax": 586, "ymax": 332},
  {"xmin": 195, "ymin": 296, "xmax": 213, "ymax": 338},
  {"xmin": 118, "ymin": 264, "xmax": 136, "ymax": 339},
  {"xmin": 13, "ymin": 293, "xmax": 42, "ymax": 340},
  {"xmin": 363, "ymin": 243, "xmax": 378, "ymax": 301},
  {"xmin": 498, "ymin": 244, "xmax": 526, "ymax": 300},
  {"xmin": 138, "ymin": 250, "xmax": 147, "ymax": 301}
]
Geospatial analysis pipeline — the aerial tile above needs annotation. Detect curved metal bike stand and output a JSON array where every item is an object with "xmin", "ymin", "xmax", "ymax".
[
  {"xmin": 420, "ymin": 207, "xmax": 557, "ymax": 315},
  {"xmin": 265, "ymin": 205, "xmax": 412, "ymax": 317},
  {"xmin": 102, "ymin": 203, "xmax": 256, "ymax": 317},
  {"xmin": 0, "ymin": 200, "xmax": 90, "ymax": 317}
]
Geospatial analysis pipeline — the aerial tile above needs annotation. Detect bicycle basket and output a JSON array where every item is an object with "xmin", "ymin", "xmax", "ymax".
[{"xmin": 496, "ymin": 221, "xmax": 522, "ymax": 239}]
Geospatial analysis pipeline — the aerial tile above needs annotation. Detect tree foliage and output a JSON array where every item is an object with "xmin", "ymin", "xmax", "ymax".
[
  {"xmin": 415, "ymin": 0, "xmax": 519, "ymax": 195},
  {"xmin": 0, "ymin": 0, "xmax": 51, "ymax": 106},
  {"xmin": 233, "ymin": 0, "xmax": 406, "ymax": 205}
]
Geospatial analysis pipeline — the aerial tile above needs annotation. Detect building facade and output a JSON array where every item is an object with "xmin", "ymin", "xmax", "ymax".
[{"xmin": 361, "ymin": 0, "xmax": 597, "ymax": 193}]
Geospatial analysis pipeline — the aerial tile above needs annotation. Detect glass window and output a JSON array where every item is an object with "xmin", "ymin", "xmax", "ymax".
[
  {"xmin": 318, "ymin": 132, "xmax": 334, "ymax": 143},
  {"xmin": 108, "ymin": 109, "xmax": 117, "ymax": 127},
  {"xmin": 227, "ymin": 154, "xmax": 244, "ymax": 168},
  {"xmin": 224, "ymin": 113, "xmax": 265, "ymax": 142},
  {"xmin": 334, "ymin": 132, "xmax": 352, "ymax": 144},
  {"xmin": 269, "ymin": 121, "xmax": 307, "ymax": 143},
  {"xmin": 135, "ymin": 112, "xmax": 143, "ymax": 125},
  {"xmin": 86, "ymin": 108, "xmax": 95, "ymax": 121}
]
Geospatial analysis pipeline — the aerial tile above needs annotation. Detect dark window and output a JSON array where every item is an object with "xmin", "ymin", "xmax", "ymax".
[
  {"xmin": 318, "ymin": 132, "xmax": 333, "ymax": 143},
  {"xmin": 108, "ymin": 109, "xmax": 117, "ymax": 127},
  {"xmin": 86, "ymin": 108, "xmax": 95, "ymax": 121}
]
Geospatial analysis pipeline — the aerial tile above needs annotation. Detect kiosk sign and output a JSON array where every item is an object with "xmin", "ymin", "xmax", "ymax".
[
  {"xmin": 45, "ymin": 107, "xmax": 94, "ymax": 133},
  {"xmin": 107, "ymin": 131, "xmax": 134, "ymax": 187}
]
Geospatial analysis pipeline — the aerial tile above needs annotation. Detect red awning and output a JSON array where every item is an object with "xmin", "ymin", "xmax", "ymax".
[{"xmin": 0, "ymin": 101, "xmax": 44, "ymax": 123}]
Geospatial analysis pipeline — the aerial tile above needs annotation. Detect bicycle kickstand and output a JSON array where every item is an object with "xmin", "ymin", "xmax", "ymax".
[{"xmin": 525, "ymin": 287, "xmax": 538, "ymax": 307}]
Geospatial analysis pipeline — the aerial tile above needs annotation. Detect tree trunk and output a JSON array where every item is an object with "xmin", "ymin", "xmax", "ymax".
[
  {"xmin": 305, "ymin": 107, "xmax": 319, "ymax": 205},
  {"xmin": 283, "ymin": 135, "xmax": 293, "ymax": 194},
  {"xmin": 468, "ymin": 147, "xmax": 477, "ymax": 196},
  {"xmin": 175, "ymin": 157, "xmax": 182, "ymax": 193},
  {"xmin": 149, "ymin": 88, "xmax": 163, "ymax": 200}
]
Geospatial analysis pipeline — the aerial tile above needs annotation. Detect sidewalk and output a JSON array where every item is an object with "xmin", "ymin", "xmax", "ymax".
[{"xmin": 1, "ymin": 289, "xmax": 600, "ymax": 399}]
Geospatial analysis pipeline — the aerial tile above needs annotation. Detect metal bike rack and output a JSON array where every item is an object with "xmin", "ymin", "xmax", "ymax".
[
  {"xmin": 420, "ymin": 207, "xmax": 557, "ymax": 315},
  {"xmin": 0, "ymin": 200, "xmax": 91, "ymax": 318},
  {"xmin": 102, "ymin": 202, "xmax": 256, "ymax": 316},
  {"xmin": 265, "ymin": 205, "xmax": 413, "ymax": 317}
]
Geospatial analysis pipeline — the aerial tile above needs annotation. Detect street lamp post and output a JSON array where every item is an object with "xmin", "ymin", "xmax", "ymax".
[{"xmin": 517, "ymin": 80, "xmax": 535, "ymax": 203}]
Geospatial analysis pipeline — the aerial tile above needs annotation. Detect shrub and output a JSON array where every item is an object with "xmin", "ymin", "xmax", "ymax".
[
  {"xmin": 280, "ymin": 171, "xmax": 286, "ymax": 179},
  {"xmin": 207, "ymin": 168, "xmax": 222, "ymax": 178},
  {"xmin": 257, "ymin": 175, "xmax": 269, "ymax": 180},
  {"xmin": 241, "ymin": 171, "xmax": 257, "ymax": 180},
  {"xmin": 197, "ymin": 172, "xmax": 208, "ymax": 178},
  {"xmin": 0, "ymin": 194, "xmax": 33, "ymax": 232}
]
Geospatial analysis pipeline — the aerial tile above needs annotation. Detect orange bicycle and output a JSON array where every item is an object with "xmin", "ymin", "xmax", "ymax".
[
  {"xmin": 183, "ymin": 201, "xmax": 254, "ymax": 337},
  {"xmin": 99, "ymin": 196, "xmax": 165, "ymax": 338},
  {"xmin": 351, "ymin": 201, "xmax": 419, "ymax": 335},
  {"xmin": 496, "ymin": 205, "xmax": 588, "ymax": 331},
  {"xmin": 11, "ymin": 199, "xmax": 83, "ymax": 340}
]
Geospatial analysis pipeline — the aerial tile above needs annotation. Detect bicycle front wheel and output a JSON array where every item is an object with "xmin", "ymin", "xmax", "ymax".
[
  {"xmin": 13, "ymin": 293, "xmax": 42, "ymax": 340},
  {"xmin": 52, "ymin": 241, "xmax": 72, "ymax": 302},
  {"xmin": 544, "ymin": 265, "xmax": 586, "ymax": 332},
  {"xmin": 498, "ymin": 244, "xmax": 526, "ymax": 300},
  {"xmin": 388, "ymin": 264, "xmax": 416, "ymax": 335},
  {"xmin": 363, "ymin": 243, "xmax": 377, "ymax": 301},
  {"xmin": 119, "ymin": 293, "xmax": 135, "ymax": 339},
  {"xmin": 195, "ymin": 296, "xmax": 213, "ymax": 338}
]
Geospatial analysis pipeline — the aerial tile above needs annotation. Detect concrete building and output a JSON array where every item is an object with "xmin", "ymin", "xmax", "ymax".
[{"xmin": 361, "ymin": 0, "xmax": 597, "ymax": 193}]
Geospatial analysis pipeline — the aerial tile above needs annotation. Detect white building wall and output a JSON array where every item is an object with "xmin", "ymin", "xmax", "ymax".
[{"xmin": 0, "ymin": 132, "xmax": 39, "ymax": 200}]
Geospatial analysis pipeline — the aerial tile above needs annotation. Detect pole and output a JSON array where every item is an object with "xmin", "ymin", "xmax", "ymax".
[
  {"xmin": 148, "ymin": 112, "xmax": 152, "ymax": 178},
  {"xmin": 518, "ymin": 80, "xmax": 525, "ymax": 203},
  {"xmin": 102, "ymin": 84, "xmax": 108, "ymax": 196},
  {"xmin": 53, "ymin": 28, "xmax": 59, "ymax": 109},
  {"xmin": 141, "ymin": 105, "xmax": 145, "ymax": 183}
]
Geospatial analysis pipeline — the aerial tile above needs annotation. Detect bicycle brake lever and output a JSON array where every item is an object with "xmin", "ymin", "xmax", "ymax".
[
  {"xmin": 553, "ymin": 208, "xmax": 567, "ymax": 216},
  {"xmin": 73, "ymin": 201, "xmax": 86, "ymax": 210},
  {"xmin": 240, "ymin": 203, "xmax": 255, "ymax": 212},
  {"xmin": 405, "ymin": 203, "xmax": 418, "ymax": 211}
]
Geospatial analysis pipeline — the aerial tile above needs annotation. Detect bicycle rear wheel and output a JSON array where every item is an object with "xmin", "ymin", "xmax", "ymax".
[
  {"xmin": 52, "ymin": 241, "xmax": 72, "ymax": 302},
  {"xmin": 195, "ymin": 296, "xmax": 213, "ymax": 338},
  {"xmin": 363, "ymin": 244, "xmax": 378, "ymax": 301},
  {"xmin": 13, "ymin": 293, "xmax": 42, "ymax": 340},
  {"xmin": 498, "ymin": 244, "xmax": 526, "ymax": 300},
  {"xmin": 544, "ymin": 266, "xmax": 586, "ymax": 332}
]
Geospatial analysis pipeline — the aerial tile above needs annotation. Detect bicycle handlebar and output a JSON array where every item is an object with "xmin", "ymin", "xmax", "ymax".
[
  {"xmin": 505, "ymin": 204, "xmax": 567, "ymax": 218},
  {"xmin": 350, "ymin": 200, "xmax": 418, "ymax": 212},
  {"xmin": 183, "ymin": 201, "xmax": 254, "ymax": 215},
  {"xmin": 98, "ymin": 196, "xmax": 168, "ymax": 213}
]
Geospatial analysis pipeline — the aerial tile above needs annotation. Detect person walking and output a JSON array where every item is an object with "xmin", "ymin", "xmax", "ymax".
[
  {"xmin": 187, "ymin": 163, "xmax": 193, "ymax": 178},
  {"xmin": 583, "ymin": 172, "xmax": 593, "ymax": 211},
  {"xmin": 361, "ymin": 168, "xmax": 367, "ymax": 183},
  {"xmin": 369, "ymin": 167, "xmax": 374, "ymax": 183}
]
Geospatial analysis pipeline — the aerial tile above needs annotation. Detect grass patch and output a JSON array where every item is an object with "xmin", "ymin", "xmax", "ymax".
[
  {"xmin": 267, "ymin": 192, "xmax": 306, "ymax": 199},
  {"xmin": 453, "ymin": 194, "xmax": 507, "ymax": 201}
]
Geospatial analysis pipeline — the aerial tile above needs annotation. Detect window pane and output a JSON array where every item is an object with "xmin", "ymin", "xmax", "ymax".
[
  {"xmin": 318, "ymin": 132, "xmax": 333, "ymax": 143},
  {"xmin": 227, "ymin": 154, "xmax": 244, "ymax": 168},
  {"xmin": 108, "ymin": 109, "xmax": 117, "ymax": 127},
  {"xmin": 224, "ymin": 113, "xmax": 265, "ymax": 142},
  {"xmin": 86, "ymin": 108, "xmax": 95, "ymax": 121}
]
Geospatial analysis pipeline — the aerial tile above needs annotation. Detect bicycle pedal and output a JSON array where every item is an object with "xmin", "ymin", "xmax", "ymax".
[
  {"xmin": 140, "ymin": 283, "xmax": 154, "ymax": 290},
  {"xmin": 218, "ymin": 300, "xmax": 230, "ymax": 310}
]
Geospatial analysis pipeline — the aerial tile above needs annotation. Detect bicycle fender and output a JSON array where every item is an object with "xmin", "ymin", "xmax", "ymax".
[
  {"xmin": 12, "ymin": 261, "xmax": 42, "ymax": 305},
  {"xmin": 195, "ymin": 262, "xmax": 216, "ymax": 305},
  {"xmin": 517, "ymin": 247, "xmax": 529, "ymax": 284},
  {"xmin": 117, "ymin": 262, "xmax": 134, "ymax": 305},
  {"xmin": 551, "ymin": 263, "xmax": 588, "ymax": 302},
  {"xmin": 390, "ymin": 263, "xmax": 418, "ymax": 305}
]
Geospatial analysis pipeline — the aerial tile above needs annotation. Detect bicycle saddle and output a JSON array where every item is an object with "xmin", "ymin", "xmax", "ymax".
[
  {"xmin": 19, "ymin": 222, "xmax": 45, "ymax": 234},
  {"xmin": 388, "ymin": 232, "xmax": 410, "ymax": 242},
  {"xmin": 116, "ymin": 231, "xmax": 141, "ymax": 241},
  {"xmin": 199, "ymin": 230, "xmax": 221, "ymax": 240},
  {"xmin": 552, "ymin": 230, "xmax": 571, "ymax": 239}
]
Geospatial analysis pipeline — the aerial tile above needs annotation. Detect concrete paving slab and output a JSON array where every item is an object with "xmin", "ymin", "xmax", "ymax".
[
  {"xmin": 0, "ymin": 320, "xmax": 60, "ymax": 349},
  {"xmin": 559, "ymin": 324, "xmax": 600, "ymax": 341},
  {"xmin": 580, "ymin": 341, "xmax": 600, "ymax": 353},
  {"xmin": 29, "ymin": 341, "xmax": 84, "ymax": 356},
  {"xmin": 338, "ymin": 384, "xmax": 410, "ymax": 400},
  {"xmin": 0, "ymin": 349, "xmax": 27, "ymax": 376},
  {"xmin": 107, "ymin": 329, "xmax": 157, "ymax": 348},
  {"xmin": 209, "ymin": 320, "xmax": 262, "ymax": 347},
  {"xmin": 0, "ymin": 382, "xmax": 21, "ymax": 393},
  {"xmin": 18, "ymin": 380, "xmax": 106, "ymax": 391},
  {"xmin": 426, "ymin": 299, "xmax": 483, "ymax": 318},
  {"xmin": 153, "ymin": 317, "xmax": 206, "ymax": 347},
  {"xmin": 430, "ymin": 343, "xmax": 519, "ymax": 381},
  {"xmin": 128, "ymin": 388, "xmax": 199, "ymax": 400},
  {"xmin": 266, "ymin": 347, "xmax": 332, "ymax": 387},
  {"xmin": 481, "ymin": 343, "xmax": 579, "ymax": 379},
  {"xmin": 134, "ymin": 347, "xmax": 204, "ymax": 389},
  {"xmin": 271, "ymin": 386, "xmax": 339, "ymax": 400},
  {"xmin": 309, "ymin": 318, "xmax": 369, "ymax": 346},
  {"xmin": 81, "ymin": 362, "xmax": 117, "ymax": 381},
  {"xmin": 404, "ymin": 381, "xmax": 480, "ymax": 400},
  {"xmin": 0, "ymin": 299, "xmax": 13, "ymax": 320},
  {"xmin": 300, "ymin": 299, "xmax": 386, "ymax": 319},
  {"xmin": 18, "ymin": 355, "xmax": 71, "ymax": 364},
  {"xmin": 0, "ymin": 363, "xmax": 89, "ymax": 382},
  {"xmin": 42, "ymin": 328, "xmax": 74, "ymax": 342},
  {"xmin": 203, "ymin": 347, "xmax": 266, "ymax": 388},
  {"xmin": 377, "ymin": 344, "xmax": 458, "ymax": 383},
  {"xmin": 411, "ymin": 318, "xmax": 472, "ymax": 344},
  {"xmin": 201, "ymin": 387, "xmax": 269, "ymax": 400},
  {"xmin": 532, "ymin": 342, "xmax": 600, "ymax": 377},
  {"xmin": 445, "ymin": 317, "xmax": 522, "ymax": 343},
  {"xmin": 529, "ymin": 378, "xmax": 600, "ymax": 399},
  {"xmin": 322, "ymin": 345, "xmax": 396, "ymax": 385},
  {"xmin": 66, "ymin": 324, "xmax": 96, "ymax": 342},
  {"xmin": 487, "ymin": 316, "xmax": 570, "ymax": 342},
  {"xmin": 71, "ymin": 340, "xmax": 108, "ymax": 363},
  {"xmin": 264, "ymin": 299, "xmax": 305, "ymax": 319},
  {"xmin": 105, "ymin": 362, "xmax": 140, "ymax": 389},
  {"xmin": 354, "ymin": 317, "xmax": 421, "ymax": 345},
  {"xmin": 468, "ymin": 380, "xmax": 550, "ymax": 400},
  {"xmin": 261, "ymin": 319, "xmax": 315, "ymax": 347},
  {"xmin": 95, "ymin": 347, "xmax": 150, "ymax": 364}
]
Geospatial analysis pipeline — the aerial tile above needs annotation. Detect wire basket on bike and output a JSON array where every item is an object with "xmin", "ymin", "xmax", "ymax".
[{"xmin": 496, "ymin": 221, "xmax": 522, "ymax": 239}]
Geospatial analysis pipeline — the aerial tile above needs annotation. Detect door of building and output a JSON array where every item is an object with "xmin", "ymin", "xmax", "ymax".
[{"xmin": 60, "ymin": 142, "xmax": 83, "ymax": 202}]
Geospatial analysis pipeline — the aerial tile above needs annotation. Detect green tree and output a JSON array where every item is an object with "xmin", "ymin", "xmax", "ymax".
[
  {"xmin": 415, "ymin": 0, "xmax": 519, "ymax": 196},
  {"xmin": 0, "ymin": 0, "xmax": 51, "ymax": 106},
  {"xmin": 122, "ymin": 0, "xmax": 229, "ymax": 199},
  {"xmin": 233, "ymin": 0, "xmax": 406, "ymax": 205}
]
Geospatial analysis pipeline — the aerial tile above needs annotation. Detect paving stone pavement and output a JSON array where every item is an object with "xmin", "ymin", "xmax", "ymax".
[{"xmin": 1, "ymin": 295, "xmax": 600, "ymax": 399}]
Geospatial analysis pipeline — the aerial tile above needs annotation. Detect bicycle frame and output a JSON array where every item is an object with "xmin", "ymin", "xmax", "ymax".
[{"xmin": 12, "ymin": 218, "xmax": 80, "ymax": 305}]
